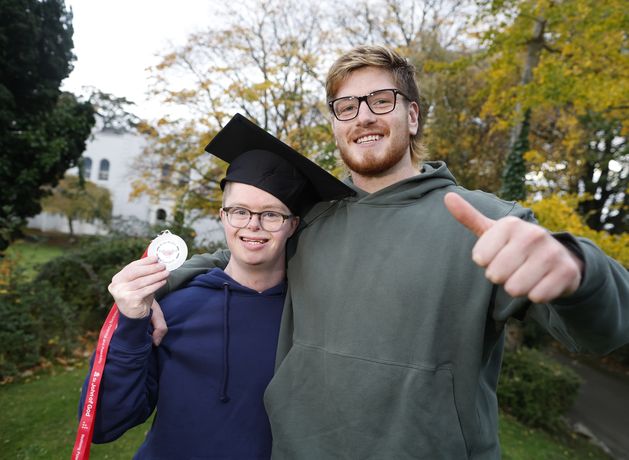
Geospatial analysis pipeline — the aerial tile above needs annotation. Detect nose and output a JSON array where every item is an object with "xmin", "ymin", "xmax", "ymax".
[
  {"xmin": 355, "ymin": 99, "xmax": 377, "ymax": 125},
  {"xmin": 246, "ymin": 213, "xmax": 262, "ymax": 230}
]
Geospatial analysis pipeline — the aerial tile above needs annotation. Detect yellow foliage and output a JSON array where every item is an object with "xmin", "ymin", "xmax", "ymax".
[
  {"xmin": 523, "ymin": 149, "xmax": 544, "ymax": 165},
  {"xmin": 0, "ymin": 257, "xmax": 12, "ymax": 290},
  {"xmin": 524, "ymin": 194, "xmax": 629, "ymax": 267},
  {"xmin": 481, "ymin": 0, "xmax": 628, "ymax": 128}
]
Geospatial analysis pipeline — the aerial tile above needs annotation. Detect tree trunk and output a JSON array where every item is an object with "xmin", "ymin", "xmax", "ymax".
[{"xmin": 500, "ymin": 17, "xmax": 546, "ymax": 201}]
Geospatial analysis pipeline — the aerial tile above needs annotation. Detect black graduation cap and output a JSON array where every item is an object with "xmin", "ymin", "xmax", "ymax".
[{"xmin": 204, "ymin": 113, "xmax": 354, "ymax": 215}]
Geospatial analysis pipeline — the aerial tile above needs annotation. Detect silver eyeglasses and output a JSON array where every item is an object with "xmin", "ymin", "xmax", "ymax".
[
  {"xmin": 221, "ymin": 206, "xmax": 294, "ymax": 232},
  {"xmin": 328, "ymin": 88, "xmax": 410, "ymax": 121}
]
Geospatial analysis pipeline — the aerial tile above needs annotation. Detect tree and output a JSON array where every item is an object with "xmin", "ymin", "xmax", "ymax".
[
  {"xmin": 133, "ymin": 0, "xmax": 333, "ymax": 223},
  {"xmin": 476, "ymin": 0, "xmax": 628, "ymax": 230},
  {"xmin": 133, "ymin": 0, "xmax": 500, "ymax": 218},
  {"xmin": 88, "ymin": 89, "xmax": 140, "ymax": 133},
  {"xmin": 0, "ymin": 0, "xmax": 95, "ymax": 252},
  {"xmin": 41, "ymin": 175, "xmax": 112, "ymax": 236}
]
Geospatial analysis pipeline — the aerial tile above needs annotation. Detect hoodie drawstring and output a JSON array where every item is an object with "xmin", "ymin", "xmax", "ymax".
[{"xmin": 219, "ymin": 282, "xmax": 231, "ymax": 403}]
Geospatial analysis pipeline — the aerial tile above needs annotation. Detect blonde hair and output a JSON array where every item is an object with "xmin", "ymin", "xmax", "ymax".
[{"xmin": 326, "ymin": 45, "xmax": 427, "ymax": 165}]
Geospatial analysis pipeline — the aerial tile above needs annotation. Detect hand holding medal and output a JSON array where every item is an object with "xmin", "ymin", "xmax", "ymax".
[
  {"xmin": 73, "ymin": 230, "xmax": 188, "ymax": 460},
  {"xmin": 107, "ymin": 231, "xmax": 188, "ymax": 319}
]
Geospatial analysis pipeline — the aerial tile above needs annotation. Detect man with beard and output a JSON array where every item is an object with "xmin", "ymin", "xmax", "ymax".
[{"xmin": 156, "ymin": 46, "xmax": 628, "ymax": 459}]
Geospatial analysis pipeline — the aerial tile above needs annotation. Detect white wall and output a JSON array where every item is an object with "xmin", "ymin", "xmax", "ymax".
[{"xmin": 28, "ymin": 130, "xmax": 224, "ymax": 245}]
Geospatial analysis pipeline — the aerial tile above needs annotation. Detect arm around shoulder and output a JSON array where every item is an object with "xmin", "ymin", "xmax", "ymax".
[{"xmin": 155, "ymin": 249, "xmax": 231, "ymax": 299}]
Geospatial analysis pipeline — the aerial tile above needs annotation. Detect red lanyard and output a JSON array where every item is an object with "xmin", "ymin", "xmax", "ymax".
[{"xmin": 71, "ymin": 249, "xmax": 147, "ymax": 460}]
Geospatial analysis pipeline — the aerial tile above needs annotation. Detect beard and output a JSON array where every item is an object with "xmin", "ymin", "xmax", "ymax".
[{"xmin": 339, "ymin": 137, "xmax": 409, "ymax": 177}]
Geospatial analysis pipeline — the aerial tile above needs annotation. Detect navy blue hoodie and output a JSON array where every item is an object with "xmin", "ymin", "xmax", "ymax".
[{"xmin": 79, "ymin": 268, "xmax": 285, "ymax": 459}]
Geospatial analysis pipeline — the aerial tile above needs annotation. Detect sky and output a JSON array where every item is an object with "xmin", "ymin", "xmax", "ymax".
[{"xmin": 61, "ymin": 0, "xmax": 217, "ymax": 119}]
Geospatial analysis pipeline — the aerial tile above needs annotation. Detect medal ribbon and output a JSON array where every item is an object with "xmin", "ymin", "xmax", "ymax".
[{"xmin": 71, "ymin": 248, "xmax": 148, "ymax": 460}]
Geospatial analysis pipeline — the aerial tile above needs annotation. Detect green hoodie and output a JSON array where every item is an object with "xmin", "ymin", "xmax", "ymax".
[{"xmin": 162, "ymin": 162, "xmax": 629, "ymax": 459}]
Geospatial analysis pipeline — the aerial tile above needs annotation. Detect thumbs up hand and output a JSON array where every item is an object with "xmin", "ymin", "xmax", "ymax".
[{"xmin": 444, "ymin": 192, "xmax": 583, "ymax": 303}]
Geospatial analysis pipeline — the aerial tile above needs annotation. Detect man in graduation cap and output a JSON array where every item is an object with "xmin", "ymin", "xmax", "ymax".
[{"xmin": 78, "ymin": 114, "xmax": 353, "ymax": 459}]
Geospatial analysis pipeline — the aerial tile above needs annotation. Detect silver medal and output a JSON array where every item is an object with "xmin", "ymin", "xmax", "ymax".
[{"xmin": 147, "ymin": 230, "xmax": 188, "ymax": 271}]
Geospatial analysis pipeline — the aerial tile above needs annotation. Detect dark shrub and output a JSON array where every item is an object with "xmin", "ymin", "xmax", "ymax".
[
  {"xmin": 498, "ymin": 347, "xmax": 581, "ymax": 430},
  {"xmin": 25, "ymin": 280, "xmax": 81, "ymax": 359},
  {"xmin": 34, "ymin": 237, "xmax": 147, "ymax": 330},
  {"xmin": 0, "ymin": 286, "xmax": 41, "ymax": 378}
]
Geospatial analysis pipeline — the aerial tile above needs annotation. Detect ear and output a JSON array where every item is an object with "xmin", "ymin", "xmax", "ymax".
[
  {"xmin": 219, "ymin": 208, "xmax": 227, "ymax": 226},
  {"xmin": 407, "ymin": 101, "xmax": 419, "ymax": 136},
  {"xmin": 288, "ymin": 216, "xmax": 300, "ymax": 237}
]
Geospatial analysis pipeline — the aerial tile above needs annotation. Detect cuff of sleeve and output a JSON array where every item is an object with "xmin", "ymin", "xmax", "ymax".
[
  {"xmin": 552, "ymin": 235, "xmax": 607, "ymax": 305},
  {"xmin": 112, "ymin": 310, "xmax": 153, "ymax": 350}
]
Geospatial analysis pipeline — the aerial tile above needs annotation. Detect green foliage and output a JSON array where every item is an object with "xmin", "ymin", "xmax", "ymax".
[
  {"xmin": 0, "ymin": 256, "xmax": 74, "ymax": 378},
  {"xmin": 0, "ymin": 0, "xmax": 95, "ymax": 251},
  {"xmin": 498, "ymin": 347, "xmax": 581, "ymax": 430},
  {"xmin": 500, "ymin": 109, "xmax": 530, "ymax": 200},
  {"xmin": 0, "ymin": 258, "xmax": 40, "ymax": 377},
  {"xmin": 28, "ymin": 281, "xmax": 80, "ymax": 359},
  {"xmin": 34, "ymin": 237, "xmax": 148, "ymax": 331},
  {"xmin": 1, "ymin": 233, "xmax": 208, "ymax": 379}
]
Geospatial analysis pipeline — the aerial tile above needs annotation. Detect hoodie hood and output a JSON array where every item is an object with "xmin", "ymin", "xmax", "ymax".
[{"xmin": 343, "ymin": 161, "xmax": 457, "ymax": 206}]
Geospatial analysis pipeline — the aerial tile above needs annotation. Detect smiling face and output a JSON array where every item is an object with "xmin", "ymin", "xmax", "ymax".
[
  {"xmin": 331, "ymin": 66, "xmax": 419, "ymax": 180},
  {"xmin": 220, "ymin": 182, "xmax": 299, "ymax": 276}
]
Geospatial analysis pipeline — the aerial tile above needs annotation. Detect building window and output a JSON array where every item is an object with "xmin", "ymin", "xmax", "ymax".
[
  {"xmin": 98, "ymin": 159, "xmax": 110, "ymax": 180},
  {"xmin": 156, "ymin": 209, "xmax": 167, "ymax": 222},
  {"xmin": 82, "ymin": 157, "xmax": 92, "ymax": 179},
  {"xmin": 161, "ymin": 164, "xmax": 171, "ymax": 185}
]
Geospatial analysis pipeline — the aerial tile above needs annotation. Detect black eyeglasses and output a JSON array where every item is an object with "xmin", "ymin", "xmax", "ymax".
[
  {"xmin": 328, "ymin": 88, "xmax": 410, "ymax": 121},
  {"xmin": 221, "ymin": 207, "xmax": 294, "ymax": 232}
]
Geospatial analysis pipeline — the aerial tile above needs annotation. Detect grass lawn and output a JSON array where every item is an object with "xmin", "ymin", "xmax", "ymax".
[
  {"xmin": 499, "ymin": 413, "xmax": 610, "ymax": 459},
  {"xmin": 0, "ymin": 366, "xmax": 151, "ymax": 459},
  {"xmin": 0, "ymin": 366, "xmax": 611, "ymax": 460},
  {"xmin": 5, "ymin": 238, "xmax": 67, "ymax": 279}
]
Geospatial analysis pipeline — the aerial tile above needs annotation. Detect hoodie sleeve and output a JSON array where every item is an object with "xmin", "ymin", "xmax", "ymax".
[
  {"xmin": 155, "ymin": 249, "xmax": 231, "ymax": 299},
  {"xmin": 78, "ymin": 313, "xmax": 158, "ymax": 443},
  {"xmin": 527, "ymin": 235, "xmax": 629, "ymax": 354},
  {"xmin": 490, "ymin": 205, "xmax": 629, "ymax": 354}
]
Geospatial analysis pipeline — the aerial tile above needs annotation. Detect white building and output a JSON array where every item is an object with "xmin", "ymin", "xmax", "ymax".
[{"xmin": 28, "ymin": 130, "xmax": 224, "ymax": 244}]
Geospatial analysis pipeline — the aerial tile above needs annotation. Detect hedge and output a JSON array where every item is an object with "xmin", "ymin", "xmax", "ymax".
[{"xmin": 498, "ymin": 347, "xmax": 581, "ymax": 430}]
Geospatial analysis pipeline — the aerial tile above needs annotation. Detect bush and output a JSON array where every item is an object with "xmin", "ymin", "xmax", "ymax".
[
  {"xmin": 0, "ymin": 254, "xmax": 85, "ymax": 379},
  {"xmin": 1, "ymin": 232, "xmax": 223, "ymax": 378},
  {"xmin": 34, "ymin": 236, "xmax": 148, "ymax": 331},
  {"xmin": 25, "ymin": 280, "xmax": 81, "ymax": 359},
  {"xmin": 0, "ymin": 291, "xmax": 40, "ymax": 378},
  {"xmin": 498, "ymin": 347, "xmax": 581, "ymax": 431},
  {"xmin": 0, "ymin": 256, "xmax": 40, "ymax": 378}
]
